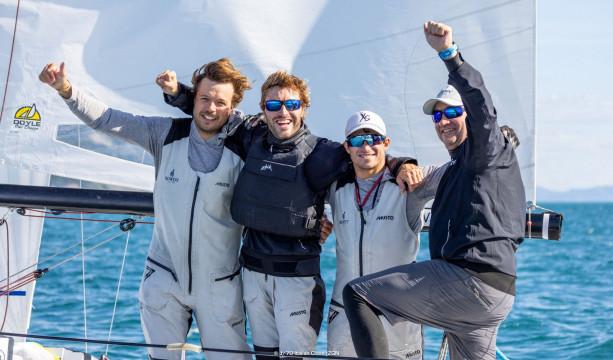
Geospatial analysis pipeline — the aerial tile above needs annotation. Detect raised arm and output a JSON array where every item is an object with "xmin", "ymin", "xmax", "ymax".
[
  {"xmin": 156, "ymin": 70, "xmax": 194, "ymax": 116},
  {"xmin": 39, "ymin": 62, "xmax": 173, "ymax": 162},
  {"xmin": 424, "ymin": 21, "xmax": 505, "ymax": 169},
  {"xmin": 39, "ymin": 62, "xmax": 73, "ymax": 98}
]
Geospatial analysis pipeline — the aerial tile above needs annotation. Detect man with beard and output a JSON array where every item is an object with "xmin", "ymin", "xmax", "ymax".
[{"xmin": 39, "ymin": 59, "xmax": 254, "ymax": 360}]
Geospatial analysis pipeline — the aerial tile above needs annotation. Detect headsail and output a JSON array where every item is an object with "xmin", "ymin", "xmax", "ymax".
[{"xmin": 0, "ymin": 0, "xmax": 537, "ymax": 350}]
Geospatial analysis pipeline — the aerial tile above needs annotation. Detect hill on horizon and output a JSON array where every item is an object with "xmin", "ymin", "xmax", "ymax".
[{"xmin": 536, "ymin": 186, "xmax": 613, "ymax": 202}]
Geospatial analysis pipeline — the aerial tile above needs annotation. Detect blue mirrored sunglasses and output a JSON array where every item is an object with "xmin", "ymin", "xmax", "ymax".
[
  {"xmin": 265, "ymin": 99, "xmax": 301, "ymax": 111},
  {"xmin": 432, "ymin": 106, "xmax": 463, "ymax": 123},
  {"xmin": 346, "ymin": 134, "xmax": 386, "ymax": 147}
]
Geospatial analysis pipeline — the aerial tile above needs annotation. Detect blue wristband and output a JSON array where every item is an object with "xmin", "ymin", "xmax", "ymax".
[{"xmin": 438, "ymin": 43, "xmax": 458, "ymax": 60}]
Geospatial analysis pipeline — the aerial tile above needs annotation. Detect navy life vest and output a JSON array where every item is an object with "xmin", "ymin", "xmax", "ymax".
[{"xmin": 231, "ymin": 131, "xmax": 324, "ymax": 239}]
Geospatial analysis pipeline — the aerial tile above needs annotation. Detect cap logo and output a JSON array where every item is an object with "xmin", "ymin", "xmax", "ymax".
[{"xmin": 359, "ymin": 112, "xmax": 371, "ymax": 123}]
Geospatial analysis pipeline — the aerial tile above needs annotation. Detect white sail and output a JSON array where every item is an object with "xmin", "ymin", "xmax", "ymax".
[{"xmin": 0, "ymin": 0, "xmax": 536, "ymax": 350}]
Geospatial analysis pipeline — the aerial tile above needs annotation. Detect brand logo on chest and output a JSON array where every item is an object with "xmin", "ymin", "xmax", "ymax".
[
  {"xmin": 165, "ymin": 169, "xmax": 180, "ymax": 183},
  {"xmin": 339, "ymin": 211, "xmax": 349, "ymax": 224},
  {"xmin": 290, "ymin": 309, "xmax": 307, "ymax": 317}
]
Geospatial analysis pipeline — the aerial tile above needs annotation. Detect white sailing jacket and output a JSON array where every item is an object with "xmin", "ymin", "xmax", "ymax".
[
  {"xmin": 150, "ymin": 130, "xmax": 244, "ymax": 294},
  {"xmin": 64, "ymin": 86, "xmax": 245, "ymax": 296},
  {"xmin": 331, "ymin": 179, "xmax": 418, "ymax": 304}
]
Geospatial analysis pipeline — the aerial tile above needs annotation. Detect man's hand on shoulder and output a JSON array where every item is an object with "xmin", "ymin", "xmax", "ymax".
[
  {"xmin": 500, "ymin": 125, "xmax": 520, "ymax": 149},
  {"xmin": 243, "ymin": 113, "xmax": 263, "ymax": 130},
  {"xmin": 397, "ymin": 163, "xmax": 424, "ymax": 194}
]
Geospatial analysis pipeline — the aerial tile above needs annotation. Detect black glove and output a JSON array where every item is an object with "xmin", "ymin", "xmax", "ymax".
[
  {"xmin": 500, "ymin": 125, "xmax": 520, "ymax": 149},
  {"xmin": 243, "ymin": 112, "xmax": 263, "ymax": 130}
]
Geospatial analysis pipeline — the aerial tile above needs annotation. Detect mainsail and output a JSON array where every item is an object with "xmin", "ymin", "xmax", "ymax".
[{"xmin": 0, "ymin": 0, "xmax": 537, "ymax": 354}]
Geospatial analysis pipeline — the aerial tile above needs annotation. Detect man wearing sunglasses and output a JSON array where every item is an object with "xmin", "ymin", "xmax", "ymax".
[
  {"xmin": 40, "ymin": 58, "xmax": 254, "ymax": 360},
  {"xmin": 326, "ymin": 110, "xmax": 447, "ymax": 359},
  {"xmin": 161, "ymin": 69, "xmax": 419, "ymax": 358},
  {"xmin": 343, "ymin": 21, "xmax": 525, "ymax": 360}
]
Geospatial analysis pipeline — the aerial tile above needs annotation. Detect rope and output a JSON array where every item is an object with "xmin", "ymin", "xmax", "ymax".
[
  {"xmin": 46, "ymin": 221, "xmax": 143, "ymax": 273},
  {"xmin": 437, "ymin": 334, "xmax": 448, "ymax": 360},
  {"xmin": 80, "ymin": 209, "xmax": 88, "ymax": 353},
  {"xmin": 0, "ymin": 0, "xmax": 20, "ymax": 126},
  {"xmin": 496, "ymin": 348, "xmax": 511, "ymax": 360},
  {"xmin": 1, "ymin": 218, "xmax": 10, "ymax": 330},
  {"xmin": 105, "ymin": 221, "xmax": 133, "ymax": 355},
  {"xmin": 0, "ymin": 331, "xmax": 389, "ymax": 360},
  {"xmin": 0, "ymin": 216, "xmax": 150, "ymax": 284},
  {"xmin": 0, "ymin": 269, "xmax": 46, "ymax": 297},
  {"xmin": 0, "ymin": 215, "xmax": 147, "ymax": 300},
  {"xmin": 0, "ymin": 216, "xmax": 145, "ymax": 296}
]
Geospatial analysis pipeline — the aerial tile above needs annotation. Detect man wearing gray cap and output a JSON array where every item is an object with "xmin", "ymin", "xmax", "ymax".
[
  {"xmin": 326, "ymin": 110, "xmax": 446, "ymax": 359},
  {"xmin": 342, "ymin": 21, "xmax": 525, "ymax": 360}
]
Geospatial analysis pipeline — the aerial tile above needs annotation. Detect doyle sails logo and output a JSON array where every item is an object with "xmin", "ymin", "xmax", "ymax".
[
  {"xmin": 165, "ymin": 169, "xmax": 179, "ymax": 183},
  {"xmin": 13, "ymin": 104, "xmax": 41, "ymax": 130}
]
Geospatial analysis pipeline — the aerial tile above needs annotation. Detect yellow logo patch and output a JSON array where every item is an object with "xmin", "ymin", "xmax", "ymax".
[{"xmin": 13, "ymin": 104, "xmax": 41, "ymax": 130}]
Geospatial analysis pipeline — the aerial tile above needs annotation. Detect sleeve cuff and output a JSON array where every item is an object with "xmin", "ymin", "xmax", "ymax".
[
  {"xmin": 163, "ymin": 82, "xmax": 190, "ymax": 105},
  {"xmin": 444, "ymin": 52, "xmax": 464, "ymax": 73}
]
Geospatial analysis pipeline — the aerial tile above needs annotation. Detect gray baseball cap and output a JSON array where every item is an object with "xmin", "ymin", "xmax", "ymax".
[{"xmin": 422, "ymin": 85, "xmax": 463, "ymax": 115}]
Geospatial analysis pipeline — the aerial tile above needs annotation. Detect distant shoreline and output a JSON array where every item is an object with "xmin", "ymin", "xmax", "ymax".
[{"xmin": 536, "ymin": 186, "xmax": 613, "ymax": 203}]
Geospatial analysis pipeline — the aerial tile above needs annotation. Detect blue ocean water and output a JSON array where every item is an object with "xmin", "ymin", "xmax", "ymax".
[{"xmin": 25, "ymin": 202, "xmax": 613, "ymax": 359}]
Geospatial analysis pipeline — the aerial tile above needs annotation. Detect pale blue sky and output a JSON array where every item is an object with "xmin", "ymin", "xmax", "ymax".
[{"xmin": 537, "ymin": 0, "xmax": 613, "ymax": 191}]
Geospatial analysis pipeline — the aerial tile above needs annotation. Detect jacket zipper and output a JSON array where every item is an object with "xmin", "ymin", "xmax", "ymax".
[
  {"xmin": 214, "ymin": 267, "xmax": 242, "ymax": 282},
  {"xmin": 188, "ymin": 177, "xmax": 201, "ymax": 294},
  {"xmin": 441, "ymin": 219, "xmax": 452, "ymax": 259},
  {"xmin": 359, "ymin": 208, "xmax": 366, "ymax": 277}
]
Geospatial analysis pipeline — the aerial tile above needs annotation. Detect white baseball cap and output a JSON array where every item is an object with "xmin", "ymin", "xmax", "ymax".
[
  {"xmin": 344, "ymin": 110, "xmax": 386, "ymax": 138},
  {"xmin": 422, "ymin": 85, "xmax": 463, "ymax": 115}
]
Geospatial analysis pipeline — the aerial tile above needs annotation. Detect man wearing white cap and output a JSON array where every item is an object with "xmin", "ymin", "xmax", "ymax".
[
  {"xmin": 342, "ymin": 21, "xmax": 525, "ymax": 360},
  {"xmin": 326, "ymin": 110, "xmax": 447, "ymax": 359}
]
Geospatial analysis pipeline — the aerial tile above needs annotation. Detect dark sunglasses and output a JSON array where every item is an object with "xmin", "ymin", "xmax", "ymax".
[
  {"xmin": 265, "ymin": 99, "xmax": 301, "ymax": 112},
  {"xmin": 346, "ymin": 134, "xmax": 386, "ymax": 147},
  {"xmin": 432, "ymin": 106, "xmax": 464, "ymax": 123}
]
